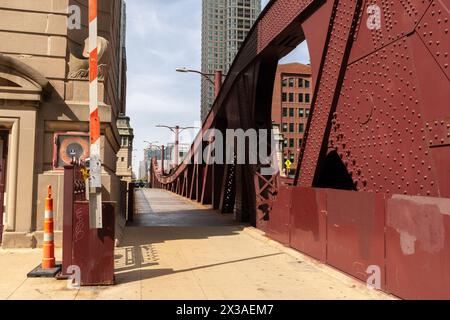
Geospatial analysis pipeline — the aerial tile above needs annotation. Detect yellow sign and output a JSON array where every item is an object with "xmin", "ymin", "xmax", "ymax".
[
  {"xmin": 80, "ymin": 167, "xmax": 90, "ymax": 181},
  {"xmin": 285, "ymin": 160, "xmax": 292, "ymax": 169}
]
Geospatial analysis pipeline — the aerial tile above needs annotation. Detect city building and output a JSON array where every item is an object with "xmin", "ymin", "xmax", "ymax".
[
  {"xmin": 144, "ymin": 143, "xmax": 190, "ymax": 177},
  {"xmin": 166, "ymin": 143, "xmax": 190, "ymax": 169},
  {"xmin": 116, "ymin": 1, "xmax": 132, "ymax": 186},
  {"xmin": 271, "ymin": 63, "xmax": 313, "ymax": 177},
  {"xmin": 201, "ymin": 0, "xmax": 261, "ymax": 121},
  {"xmin": 117, "ymin": 115, "xmax": 134, "ymax": 183},
  {"xmin": 0, "ymin": 0, "xmax": 128, "ymax": 248},
  {"xmin": 139, "ymin": 160, "xmax": 148, "ymax": 181},
  {"xmin": 116, "ymin": 114, "xmax": 133, "ymax": 223}
]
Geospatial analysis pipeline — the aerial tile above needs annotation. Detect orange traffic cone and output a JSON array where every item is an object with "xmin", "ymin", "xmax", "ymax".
[{"xmin": 42, "ymin": 185, "xmax": 55, "ymax": 269}]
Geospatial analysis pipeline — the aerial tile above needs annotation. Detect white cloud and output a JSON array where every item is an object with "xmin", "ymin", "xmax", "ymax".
[{"xmin": 126, "ymin": 0, "xmax": 309, "ymax": 173}]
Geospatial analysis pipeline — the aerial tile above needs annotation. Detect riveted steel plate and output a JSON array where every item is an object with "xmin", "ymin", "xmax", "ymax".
[
  {"xmin": 417, "ymin": 0, "xmax": 450, "ymax": 80},
  {"xmin": 257, "ymin": 0, "xmax": 314, "ymax": 53},
  {"xmin": 262, "ymin": 185, "xmax": 292, "ymax": 245},
  {"xmin": 290, "ymin": 187, "xmax": 327, "ymax": 262},
  {"xmin": 298, "ymin": 0, "xmax": 361, "ymax": 187},
  {"xmin": 331, "ymin": 37, "xmax": 440, "ymax": 197},
  {"xmin": 349, "ymin": 0, "xmax": 432, "ymax": 64},
  {"xmin": 326, "ymin": 189, "xmax": 386, "ymax": 287}
]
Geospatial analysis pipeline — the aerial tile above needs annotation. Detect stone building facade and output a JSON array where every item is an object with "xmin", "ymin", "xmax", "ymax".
[
  {"xmin": 0, "ymin": 0, "xmax": 128, "ymax": 248},
  {"xmin": 116, "ymin": 115, "xmax": 133, "ymax": 184}
]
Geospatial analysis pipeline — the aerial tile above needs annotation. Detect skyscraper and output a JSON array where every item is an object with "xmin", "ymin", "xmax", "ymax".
[{"xmin": 201, "ymin": 0, "xmax": 261, "ymax": 121}]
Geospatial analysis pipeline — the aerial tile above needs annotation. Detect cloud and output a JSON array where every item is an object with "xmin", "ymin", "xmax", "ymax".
[
  {"xmin": 126, "ymin": 0, "xmax": 202, "ymax": 173},
  {"xmin": 126, "ymin": 0, "xmax": 309, "ymax": 175}
]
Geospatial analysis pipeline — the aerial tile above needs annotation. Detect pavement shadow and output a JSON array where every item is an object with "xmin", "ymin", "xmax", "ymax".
[
  {"xmin": 115, "ymin": 252, "xmax": 283, "ymax": 285},
  {"xmin": 113, "ymin": 224, "xmax": 275, "ymax": 284},
  {"xmin": 114, "ymin": 188, "xmax": 267, "ymax": 285}
]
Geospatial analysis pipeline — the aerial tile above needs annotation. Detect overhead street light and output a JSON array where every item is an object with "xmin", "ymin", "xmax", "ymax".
[
  {"xmin": 155, "ymin": 125, "xmax": 197, "ymax": 168},
  {"xmin": 176, "ymin": 67, "xmax": 225, "ymax": 97}
]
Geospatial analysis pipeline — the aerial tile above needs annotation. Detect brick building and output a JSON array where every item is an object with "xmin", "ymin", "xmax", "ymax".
[{"xmin": 272, "ymin": 63, "xmax": 313, "ymax": 176}]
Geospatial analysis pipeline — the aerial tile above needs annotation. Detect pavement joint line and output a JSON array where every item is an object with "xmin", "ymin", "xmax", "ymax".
[
  {"xmin": 5, "ymin": 276, "xmax": 28, "ymax": 300},
  {"xmin": 241, "ymin": 227, "xmax": 397, "ymax": 300}
]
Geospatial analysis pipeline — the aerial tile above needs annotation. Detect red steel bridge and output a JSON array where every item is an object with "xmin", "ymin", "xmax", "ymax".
[{"xmin": 150, "ymin": 0, "xmax": 450, "ymax": 299}]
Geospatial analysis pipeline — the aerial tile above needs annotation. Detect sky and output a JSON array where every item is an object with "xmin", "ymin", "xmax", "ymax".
[{"xmin": 126, "ymin": 0, "xmax": 310, "ymax": 175}]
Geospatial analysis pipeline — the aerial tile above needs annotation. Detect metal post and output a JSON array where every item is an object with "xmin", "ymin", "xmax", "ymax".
[
  {"xmin": 214, "ymin": 70, "xmax": 222, "ymax": 98},
  {"xmin": 161, "ymin": 145, "xmax": 165, "ymax": 175},
  {"xmin": 156, "ymin": 125, "xmax": 196, "ymax": 169},
  {"xmin": 89, "ymin": 0, "xmax": 102, "ymax": 229},
  {"xmin": 174, "ymin": 126, "xmax": 180, "ymax": 168}
]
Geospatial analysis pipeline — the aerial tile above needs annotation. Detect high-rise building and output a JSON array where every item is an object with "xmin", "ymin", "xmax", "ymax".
[
  {"xmin": 201, "ymin": 0, "xmax": 261, "ymax": 121},
  {"xmin": 272, "ymin": 63, "xmax": 313, "ymax": 177}
]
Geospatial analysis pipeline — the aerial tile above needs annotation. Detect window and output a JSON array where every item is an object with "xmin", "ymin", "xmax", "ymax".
[
  {"xmin": 289, "ymin": 108, "xmax": 294, "ymax": 117},
  {"xmin": 299, "ymin": 123, "xmax": 305, "ymax": 133},
  {"xmin": 282, "ymin": 123, "xmax": 288, "ymax": 132},
  {"xmin": 305, "ymin": 93, "xmax": 311, "ymax": 103},
  {"xmin": 299, "ymin": 139, "xmax": 303, "ymax": 148},
  {"xmin": 289, "ymin": 93, "xmax": 294, "ymax": 102},
  {"xmin": 305, "ymin": 108, "xmax": 310, "ymax": 117},
  {"xmin": 289, "ymin": 123, "xmax": 295, "ymax": 132},
  {"xmin": 299, "ymin": 93, "xmax": 303, "ymax": 103},
  {"xmin": 288, "ymin": 78, "xmax": 294, "ymax": 88},
  {"xmin": 289, "ymin": 138, "xmax": 295, "ymax": 148},
  {"xmin": 299, "ymin": 108, "xmax": 304, "ymax": 118},
  {"xmin": 282, "ymin": 108, "xmax": 288, "ymax": 117},
  {"xmin": 282, "ymin": 92, "xmax": 287, "ymax": 102},
  {"xmin": 283, "ymin": 139, "xmax": 288, "ymax": 147},
  {"xmin": 305, "ymin": 80, "xmax": 310, "ymax": 88},
  {"xmin": 298, "ymin": 79, "xmax": 303, "ymax": 87},
  {"xmin": 282, "ymin": 79, "xmax": 287, "ymax": 87}
]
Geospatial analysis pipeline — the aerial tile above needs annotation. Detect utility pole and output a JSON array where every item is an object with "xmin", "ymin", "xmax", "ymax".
[
  {"xmin": 89, "ymin": 0, "xmax": 102, "ymax": 229},
  {"xmin": 155, "ymin": 125, "xmax": 196, "ymax": 168},
  {"xmin": 161, "ymin": 145, "xmax": 165, "ymax": 175}
]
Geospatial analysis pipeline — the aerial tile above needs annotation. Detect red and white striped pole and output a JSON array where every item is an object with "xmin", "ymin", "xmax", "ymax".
[{"xmin": 89, "ymin": 0, "xmax": 102, "ymax": 228}]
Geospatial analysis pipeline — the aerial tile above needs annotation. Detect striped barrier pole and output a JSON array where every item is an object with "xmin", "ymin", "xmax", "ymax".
[
  {"xmin": 42, "ymin": 185, "xmax": 55, "ymax": 269},
  {"xmin": 89, "ymin": 0, "xmax": 102, "ymax": 228}
]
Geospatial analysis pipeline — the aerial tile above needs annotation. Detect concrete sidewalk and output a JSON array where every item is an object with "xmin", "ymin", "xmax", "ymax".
[
  {"xmin": 0, "ymin": 227, "xmax": 393, "ymax": 300},
  {"xmin": 0, "ymin": 189, "xmax": 394, "ymax": 300}
]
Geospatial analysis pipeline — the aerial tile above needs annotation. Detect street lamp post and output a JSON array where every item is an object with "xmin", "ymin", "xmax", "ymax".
[
  {"xmin": 214, "ymin": 70, "xmax": 223, "ymax": 98},
  {"xmin": 176, "ymin": 67, "xmax": 224, "ymax": 98},
  {"xmin": 155, "ymin": 125, "xmax": 196, "ymax": 168}
]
